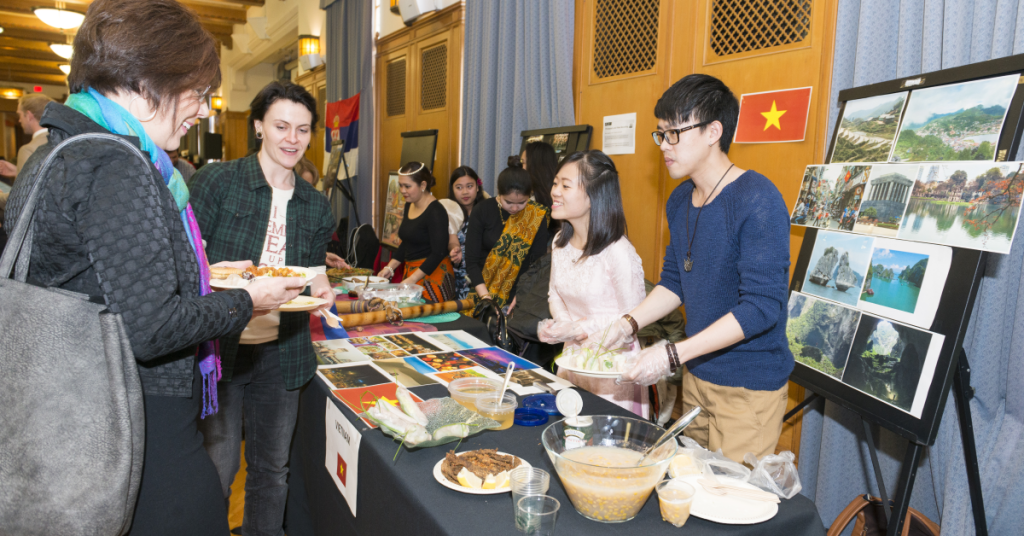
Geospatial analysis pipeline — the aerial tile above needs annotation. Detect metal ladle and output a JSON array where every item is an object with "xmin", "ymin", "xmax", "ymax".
[{"xmin": 635, "ymin": 406, "xmax": 702, "ymax": 466}]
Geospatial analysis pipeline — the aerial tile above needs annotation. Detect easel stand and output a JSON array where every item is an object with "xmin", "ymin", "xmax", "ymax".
[{"xmin": 331, "ymin": 140, "xmax": 361, "ymax": 226}]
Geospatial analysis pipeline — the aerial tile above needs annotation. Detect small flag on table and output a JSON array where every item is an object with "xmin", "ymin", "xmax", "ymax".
[{"xmin": 733, "ymin": 87, "xmax": 813, "ymax": 144}]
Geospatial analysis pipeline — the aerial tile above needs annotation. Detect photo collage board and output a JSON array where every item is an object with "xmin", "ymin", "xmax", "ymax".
[
  {"xmin": 790, "ymin": 229, "xmax": 951, "ymax": 418},
  {"xmin": 795, "ymin": 73, "xmax": 1024, "ymax": 254},
  {"xmin": 314, "ymin": 330, "xmax": 572, "ymax": 427}
]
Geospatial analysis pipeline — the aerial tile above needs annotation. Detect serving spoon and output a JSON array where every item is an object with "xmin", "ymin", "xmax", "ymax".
[{"xmin": 635, "ymin": 406, "xmax": 701, "ymax": 466}]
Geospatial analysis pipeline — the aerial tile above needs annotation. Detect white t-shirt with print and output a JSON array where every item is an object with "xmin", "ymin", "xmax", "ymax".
[{"xmin": 241, "ymin": 186, "xmax": 294, "ymax": 345}]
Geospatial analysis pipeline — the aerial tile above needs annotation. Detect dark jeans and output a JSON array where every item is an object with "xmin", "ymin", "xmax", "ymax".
[
  {"xmin": 200, "ymin": 342, "xmax": 301, "ymax": 536},
  {"xmin": 129, "ymin": 360, "xmax": 229, "ymax": 536}
]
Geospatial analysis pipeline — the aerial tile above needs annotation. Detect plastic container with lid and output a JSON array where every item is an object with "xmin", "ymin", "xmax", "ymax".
[
  {"xmin": 523, "ymin": 393, "xmax": 560, "ymax": 416},
  {"xmin": 447, "ymin": 377, "xmax": 501, "ymax": 413},
  {"xmin": 476, "ymin": 392, "xmax": 517, "ymax": 430}
]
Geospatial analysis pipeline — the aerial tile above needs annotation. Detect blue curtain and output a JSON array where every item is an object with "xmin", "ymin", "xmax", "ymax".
[
  {"xmin": 802, "ymin": 2, "xmax": 1024, "ymax": 534},
  {"xmin": 460, "ymin": 0, "xmax": 576, "ymax": 192},
  {"xmin": 323, "ymin": 0, "xmax": 373, "ymax": 230}
]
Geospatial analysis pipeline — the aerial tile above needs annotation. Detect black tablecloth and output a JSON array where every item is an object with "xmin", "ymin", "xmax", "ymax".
[{"xmin": 285, "ymin": 317, "xmax": 825, "ymax": 536}]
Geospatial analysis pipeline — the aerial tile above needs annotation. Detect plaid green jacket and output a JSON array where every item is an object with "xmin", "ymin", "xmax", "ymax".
[{"xmin": 190, "ymin": 154, "xmax": 335, "ymax": 390}]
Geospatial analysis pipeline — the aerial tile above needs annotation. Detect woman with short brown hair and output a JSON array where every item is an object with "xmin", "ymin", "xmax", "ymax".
[{"xmin": 5, "ymin": 0, "xmax": 302, "ymax": 533}]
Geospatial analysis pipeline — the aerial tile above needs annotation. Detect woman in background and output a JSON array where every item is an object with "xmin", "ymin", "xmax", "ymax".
[
  {"xmin": 465, "ymin": 159, "xmax": 549, "ymax": 309},
  {"xmin": 445, "ymin": 166, "xmax": 484, "ymax": 299},
  {"xmin": 521, "ymin": 140, "xmax": 558, "ymax": 208},
  {"xmin": 377, "ymin": 162, "xmax": 456, "ymax": 302},
  {"xmin": 295, "ymin": 156, "xmax": 319, "ymax": 189},
  {"xmin": 538, "ymin": 150, "xmax": 648, "ymax": 417}
]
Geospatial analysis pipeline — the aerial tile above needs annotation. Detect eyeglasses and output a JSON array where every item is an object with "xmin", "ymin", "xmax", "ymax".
[
  {"xmin": 193, "ymin": 86, "xmax": 212, "ymax": 109},
  {"xmin": 651, "ymin": 121, "xmax": 711, "ymax": 146}
]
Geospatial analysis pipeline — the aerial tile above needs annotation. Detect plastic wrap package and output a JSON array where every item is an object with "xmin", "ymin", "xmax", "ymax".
[
  {"xmin": 743, "ymin": 451, "xmax": 802, "ymax": 499},
  {"xmin": 678, "ymin": 436, "xmax": 751, "ymax": 481},
  {"xmin": 362, "ymin": 396, "xmax": 500, "ymax": 449}
]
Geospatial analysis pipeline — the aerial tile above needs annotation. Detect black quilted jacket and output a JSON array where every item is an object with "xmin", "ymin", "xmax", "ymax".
[{"xmin": 4, "ymin": 103, "xmax": 253, "ymax": 397}]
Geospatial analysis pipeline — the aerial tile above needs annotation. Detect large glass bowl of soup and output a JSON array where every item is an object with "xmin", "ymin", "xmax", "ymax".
[{"xmin": 541, "ymin": 415, "xmax": 677, "ymax": 523}]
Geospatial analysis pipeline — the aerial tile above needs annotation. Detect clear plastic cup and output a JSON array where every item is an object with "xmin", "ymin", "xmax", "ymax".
[
  {"xmin": 656, "ymin": 480, "xmax": 695, "ymax": 527},
  {"xmin": 509, "ymin": 466, "xmax": 550, "ymax": 525},
  {"xmin": 476, "ymin": 392, "xmax": 518, "ymax": 430},
  {"xmin": 516, "ymin": 495, "xmax": 560, "ymax": 535}
]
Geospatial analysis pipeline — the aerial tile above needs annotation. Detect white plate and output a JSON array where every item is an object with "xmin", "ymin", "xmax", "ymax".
[
  {"xmin": 553, "ymin": 356, "xmax": 623, "ymax": 378},
  {"xmin": 211, "ymin": 266, "xmax": 317, "ymax": 290},
  {"xmin": 342, "ymin": 275, "xmax": 389, "ymax": 286},
  {"xmin": 432, "ymin": 452, "xmax": 531, "ymax": 495},
  {"xmin": 278, "ymin": 296, "xmax": 329, "ymax": 312},
  {"xmin": 674, "ymin": 474, "xmax": 779, "ymax": 524}
]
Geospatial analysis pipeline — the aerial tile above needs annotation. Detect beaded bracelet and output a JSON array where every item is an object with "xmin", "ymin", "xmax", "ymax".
[{"xmin": 622, "ymin": 314, "xmax": 639, "ymax": 336}]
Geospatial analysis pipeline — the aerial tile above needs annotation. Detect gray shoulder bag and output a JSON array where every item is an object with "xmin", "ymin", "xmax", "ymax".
[{"xmin": 0, "ymin": 133, "xmax": 145, "ymax": 536}]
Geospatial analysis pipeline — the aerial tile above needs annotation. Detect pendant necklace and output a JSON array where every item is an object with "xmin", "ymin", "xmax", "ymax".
[{"xmin": 684, "ymin": 163, "xmax": 734, "ymax": 272}]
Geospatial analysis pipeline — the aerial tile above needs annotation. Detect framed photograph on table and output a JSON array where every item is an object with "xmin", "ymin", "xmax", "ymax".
[{"xmin": 380, "ymin": 171, "xmax": 403, "ymax": 248}]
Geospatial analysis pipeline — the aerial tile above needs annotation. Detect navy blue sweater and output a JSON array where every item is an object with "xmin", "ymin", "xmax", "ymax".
[{"xmin": 659, "ymin": 170, "xmax": 794, "ymax": 391}]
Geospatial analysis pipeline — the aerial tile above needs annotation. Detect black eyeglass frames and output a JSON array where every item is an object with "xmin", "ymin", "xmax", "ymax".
[{"xmin": 652, "ymin": 121, "xmax": 711, "ymax": 146}]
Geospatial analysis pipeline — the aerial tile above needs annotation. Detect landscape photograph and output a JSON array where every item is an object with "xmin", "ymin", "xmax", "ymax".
[
  {"xmin": 841, "ymin": 315, "xmax": 937, "ymax": 415},
  {"xmin": 852, "ymin": 164, "xmax": 920, "ymax": 236},
  {"xmin": 859, "ymin": 248, "xmax": 928, "ymax": 314},
  {"xmin": 831, "ymin": 92, "xmax": 907, "ymax": 163},
  {"xmin": 802, "ymin": 231, "xmax": 874, "ymax": 306},
  {"xmin": 791, "ymin": 164, "xmax": 870, "ymax": 230},
  {"xmin": 897, "ymin": 162, "xmax": 1023, "ymax": 253},
  {"xmin": 787, "ymin": 293, "xmax": 860, "ymax": 379},
  {"xmin": 891, "ymin": 74, "xmax": 1018, "ymax": 162}
]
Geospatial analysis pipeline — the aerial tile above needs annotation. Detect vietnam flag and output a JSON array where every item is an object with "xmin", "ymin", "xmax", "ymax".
[{"xmin": 733, "ymin": 87, "xmax": 812, "ymax": 144}]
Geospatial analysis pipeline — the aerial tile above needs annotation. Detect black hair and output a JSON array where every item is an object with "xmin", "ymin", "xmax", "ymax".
[
  {"xmin": 553, "ymin": 150, "xmax": 627, "ymax": 260},
  {"xmin": 523, "ymin": 141, "xmax": 557, "ymax": 207},
  {"xmin": 497, "ymin": 158, "xmax": 533, "ymax": 197},
  {"xmin": 249, "ymin": 80, "xmax": 319, "ymax": 133},
  {"xmin": 399, "ymin": 161, "xmax": 435, "ymax": 189},
  {"xmin": 654, "ymin": 74, "xmax": 739, "ymax": 154},
  {"xmin": 448, "ymin": 165, "xmax": 484, "ymax": 218}
]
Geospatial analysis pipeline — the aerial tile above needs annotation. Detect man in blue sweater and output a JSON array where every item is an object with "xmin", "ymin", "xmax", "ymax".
[{"xmin": 599, "ymin": 74, "xmax": 794, "ymax": 462}]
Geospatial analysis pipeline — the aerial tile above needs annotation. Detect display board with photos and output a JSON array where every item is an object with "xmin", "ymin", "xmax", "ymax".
[
  {"xmin": 313, "ymin": 330, "xmax": 573, "ymax": 427},
  {"xmin": 788, "ymin": 56, "xmax": 1024, "ymax": 445}
]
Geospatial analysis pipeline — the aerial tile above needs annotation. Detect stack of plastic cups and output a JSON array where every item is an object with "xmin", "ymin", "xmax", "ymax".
[{"xmin": 509, "ymin": 466, "xmax": 550, "ymax": 532}]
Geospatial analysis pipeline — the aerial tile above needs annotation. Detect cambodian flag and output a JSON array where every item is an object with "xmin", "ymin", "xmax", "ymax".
[{"xmin": 325, "ymin": 93, "xmax": 360, "ymax": 175}]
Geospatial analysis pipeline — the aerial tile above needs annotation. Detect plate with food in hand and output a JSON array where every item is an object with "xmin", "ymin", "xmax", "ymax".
[
  {"xmin": 210, "ymin": 265, "xmax": 317, "ymax": 290},
  {"xmin": 277, "ymin": 296, "xmax": 330, "ymax": 312},
  {"xmin": 433, "ymin": 449, "xmax": 530, "ymax": 495},
  {"xmin": 553, "ymin": 355, "xmax": 626, "ymax": 378}
]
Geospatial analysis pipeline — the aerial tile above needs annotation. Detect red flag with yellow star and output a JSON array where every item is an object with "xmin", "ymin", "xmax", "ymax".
[{"xmin": 733, "ymin": 87, "xmax": 813, "ymax": 143}]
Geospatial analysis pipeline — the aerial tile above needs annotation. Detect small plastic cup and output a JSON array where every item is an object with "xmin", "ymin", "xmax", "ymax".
[
  {"xmin": 516, "ymin": 495, "xmax": 559, "ymax": 535},
  {"xmin": 509, "ymin": 466, "xmax": 550, "ymax": 524},
  {"xmin": 656, "ymin": 479, "xmax": 695, "ymax": 527},
  {"xmin": 476, "ymin": 392, "xmax": 518, "ymax": 430},
  {"xmin": 447, "ymin": 377, "xmax": 500, "ymax": 413}
]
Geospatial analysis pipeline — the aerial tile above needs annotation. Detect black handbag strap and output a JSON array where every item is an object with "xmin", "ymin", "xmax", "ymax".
[{"xmin": 0, "ymin": 133, "xmax": 151, "ymax": 283}]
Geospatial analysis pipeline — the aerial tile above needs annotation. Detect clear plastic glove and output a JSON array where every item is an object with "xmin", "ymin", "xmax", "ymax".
[
  {"xmin": 537, "ymin": 319, "xmax": 588, "ymax": 344},
  {"xmin": 617, "ymin": 341, "xmax": 673, "ymax": 386},
  {"xmin": 583, "ymin": 317, "xmax": 634, "ymax": 350}
]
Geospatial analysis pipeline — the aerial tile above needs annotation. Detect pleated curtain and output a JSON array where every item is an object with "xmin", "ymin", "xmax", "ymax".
[
  {"xmin": 801, "ymin": 2, "xmax": 1024, "ymax": 534},
  {"xmin": 460, "ymin": 0, "xmax": 576, "ymax": 192}
]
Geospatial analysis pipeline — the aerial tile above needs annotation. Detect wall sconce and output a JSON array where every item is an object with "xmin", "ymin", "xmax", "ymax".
[
  {"xmin": 0, "ymin": 87, "xmax": 25, "ymax": 99},
  {"xmin": 298, "ymin": 35, "xmax": 320, "ymax": 57},
  {"xmin": 211, "ymin": 96, "xmax": 224, "ymax": 111}
]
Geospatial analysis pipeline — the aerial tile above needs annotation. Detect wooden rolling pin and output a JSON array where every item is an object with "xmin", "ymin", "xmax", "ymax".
[{"xmin": 337, "ymin": 298, "xmax": 476, "ymax": 327}]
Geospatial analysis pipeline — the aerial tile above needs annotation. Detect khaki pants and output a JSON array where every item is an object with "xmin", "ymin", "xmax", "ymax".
[{"xmin": 680, "ymin": 367, "xmax": 788, "ymax": 463}]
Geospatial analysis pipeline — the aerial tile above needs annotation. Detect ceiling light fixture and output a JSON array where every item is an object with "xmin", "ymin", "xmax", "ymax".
[
  {"xmin": 59, "ymin": 64, "xmax": 71, "ymax": 75},
  {"xmin": 50, "ymin": 43, "xmax": 73, "ymax": 59},
  {"xmin": 33, "ymin": 6, "xmax": 85, "ymax": 30}
]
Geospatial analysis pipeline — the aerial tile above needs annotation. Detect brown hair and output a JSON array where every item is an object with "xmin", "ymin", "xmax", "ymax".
[
  {"xmin": 18, "ymin": 94, "xmax": 54, "ymax": 119},
  {"xmin": 295, "ymin": 157, "xmax": 320, "ymax": 188},
  {"xmin": 69, "ymin": 0, "xmax": 221, "ymax": 121}
]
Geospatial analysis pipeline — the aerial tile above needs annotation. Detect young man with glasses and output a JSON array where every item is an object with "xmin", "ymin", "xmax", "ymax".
[{"xmin": 595, "ymin": 74, "xmax": 794, "ymax": 462}]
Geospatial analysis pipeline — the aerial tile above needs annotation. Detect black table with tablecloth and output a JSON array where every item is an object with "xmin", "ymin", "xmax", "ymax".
[{"xmin": 284, "ymin": 316, "xmax": 825, "ymax": 536}]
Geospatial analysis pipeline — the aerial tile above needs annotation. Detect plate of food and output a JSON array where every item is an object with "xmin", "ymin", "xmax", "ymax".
[
  {"xmin": 277, "ymin": 296, "xmax": 329, "ymax": 312},
  {"xmin": 553, "ymin": 355, "xmax": 624, "ymax": 378},
  {"xmin": 210, "ymin": 265, "xmax": 317, "ymax": 290},
  {"xmin": 433, "ymin": 449, "xmax": 530, "ymax": 495}
]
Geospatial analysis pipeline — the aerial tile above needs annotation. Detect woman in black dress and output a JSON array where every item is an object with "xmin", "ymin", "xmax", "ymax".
[
  {"xmin": 466, "ymin": 160, "xmax": 550, "ymax": 309},
  {"xmin": 377, "ymin": 162, "xmax": 456, "ymax": 301}
]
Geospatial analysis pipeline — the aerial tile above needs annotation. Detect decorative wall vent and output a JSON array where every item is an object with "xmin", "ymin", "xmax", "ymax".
[
  {"xmin": 593, "ymin": 0, "xmax": 659, "ymax": 79},
  {"xmin": 709, "ymin": 0, "xmax": 812, "ymax": 57},
  {"xmin": 421, "ymin": 44, "xmax": 448, "ymax": 110},
  {"xmin": 386, "ymin": 58, "xmax": 406, "ymax": 117}
]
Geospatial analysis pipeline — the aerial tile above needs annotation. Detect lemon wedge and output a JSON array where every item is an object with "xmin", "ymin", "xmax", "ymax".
[
  {"xmin": 482, "ymin": 474, "xmax": 498, "ymax": 489},
  {"xmin": 493, "ymin": 470, "xmax": 510, "ymax": 489},
  {"xmin": 457, "ymin": 468, "xmax": 482, "ymax": 489}
]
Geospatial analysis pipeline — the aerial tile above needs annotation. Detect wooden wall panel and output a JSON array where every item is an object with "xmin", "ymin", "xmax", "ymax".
[
  {"xmin": 574, "ymin": 0, "xmax": 841, "ymax": 462},
  {"xmin": 218, "ymin": 111, "xmax": 250, "ymax": 162}
]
